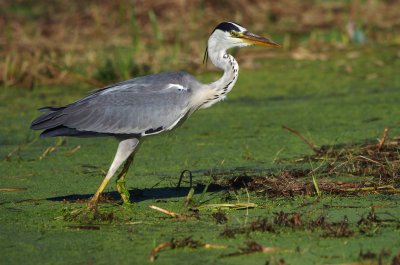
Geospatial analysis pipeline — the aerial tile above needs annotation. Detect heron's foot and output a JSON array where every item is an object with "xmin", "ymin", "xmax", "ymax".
[
  {"xmin": 87, "ymin": 197, "xmax": 99, "ymax": 212},
  {"xmin": 116, "ymin": 179, "xmax": 131, "ymax": 205},
  {"xmin": 63, "ymin": 200, "xmax": 115, "ymax": 223},
  {"xmin": 61, "ymin": 195, "xmax": 99, "ymax": 222},
  {"xmin": 64, "ymin": 206, "xmax": 97, "ymax": 222}
]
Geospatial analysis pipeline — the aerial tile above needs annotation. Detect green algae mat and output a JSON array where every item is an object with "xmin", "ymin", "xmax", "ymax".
[{"xmin": 1, "ymin": 47, "xmax": 400, "ymax": 264}]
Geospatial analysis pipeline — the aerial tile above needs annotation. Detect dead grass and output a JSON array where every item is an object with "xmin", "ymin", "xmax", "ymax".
[
  {"xmin": 1, "ymin": 0, "xmax": 400, "ymax": 88},
  {"xmin": 149, "ymin": 236, "xmax": 226, "ymax": 262},
  {"xmin": 211, "ymin": 130, "xmax": 399, "ymax": 198}
]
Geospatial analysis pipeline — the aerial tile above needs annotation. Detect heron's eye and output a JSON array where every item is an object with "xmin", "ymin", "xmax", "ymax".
[{"xmin": 230, "ymin": 31, "xmax": 240, "ymax": 37}]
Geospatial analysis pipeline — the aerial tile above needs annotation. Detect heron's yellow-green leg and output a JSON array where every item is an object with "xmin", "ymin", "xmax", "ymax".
[
  {"xmin": 88, "ymin": 177, "xmax": 111, "ymax": 211},
  {"xmin": 87, "ymin": 138, "xmax": 140, "ymax": 212},
  {"xmin": 116, "ymin": 154, "xmax": 134, "ymax": 206}
]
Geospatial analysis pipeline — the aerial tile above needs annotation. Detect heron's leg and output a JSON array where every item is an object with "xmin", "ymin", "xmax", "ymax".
[
  {"xmin": 88, "ymin": 138, "xmax": 140, "ymax": 211},
  {"xmin": 116, "ymin": 154, "xmax": 134, "ymax": 205}
]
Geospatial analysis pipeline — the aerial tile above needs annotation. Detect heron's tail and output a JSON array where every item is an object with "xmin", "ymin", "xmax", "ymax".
[{"xmin": 30, "ymin": 106, "xmax": 66, "ymax": 132}]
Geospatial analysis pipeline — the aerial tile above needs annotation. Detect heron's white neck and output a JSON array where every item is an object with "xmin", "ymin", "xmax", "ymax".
[{"xmin": 199, "ymin": 48, "xmax": 239, "ymax": 109}]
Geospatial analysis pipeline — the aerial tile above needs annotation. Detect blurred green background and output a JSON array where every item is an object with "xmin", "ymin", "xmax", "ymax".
[{"xmin": 1, "ymin": 0, "xmax": 399, "ymax": 88}]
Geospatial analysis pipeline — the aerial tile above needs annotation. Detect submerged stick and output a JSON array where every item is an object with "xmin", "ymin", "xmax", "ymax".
[
  {"xmin": 0, "ymin": 188, "xmax": 27, "ymax": 192},
  {"xmin": 282, "ymin": 125, "xmax": 319, "ymax": 153},
  {"xmin": 222, "ymin": 240, "xmax": 287, "ymax": 257}
]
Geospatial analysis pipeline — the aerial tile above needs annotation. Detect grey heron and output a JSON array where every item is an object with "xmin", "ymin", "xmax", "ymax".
[{"xmin": 31, "ymin": 21, "xmax": 280, "ymax": 211}]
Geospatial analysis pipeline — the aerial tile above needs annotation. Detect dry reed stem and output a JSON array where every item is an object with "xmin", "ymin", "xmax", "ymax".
[
  {"xmin": 377, "ymin": 127, "xmax": 389, "ymax": 151},
  {"xmin": 282, "ymin": 125, "xmax": 319, "ymax": 152}
]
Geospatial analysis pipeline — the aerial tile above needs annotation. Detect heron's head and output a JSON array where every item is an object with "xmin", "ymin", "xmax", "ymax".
[{"xmin": 205, "ymin": 21, "xmax": 280, "ymax": 64}]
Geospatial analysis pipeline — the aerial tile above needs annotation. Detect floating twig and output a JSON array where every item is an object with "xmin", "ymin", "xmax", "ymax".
[
  {"xmin": 198, "ymin": 202, "xmax": 257, "ymax": 210},
  {"xmin": 149, "ymin": 205, "xmax": 193, "ymax": 219},
  {"xmin": 204, "ymin": 244, "xmax": 227, "ymax": 249}
]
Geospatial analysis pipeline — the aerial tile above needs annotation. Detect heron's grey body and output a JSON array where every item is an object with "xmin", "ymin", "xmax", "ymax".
[
  {"xmin": 30, "ymin": 21, "xmax": 279, "ymax": 210},
  {"xmin": 31, "ymin": 71, "xmax": 206, "ymax": 138}
]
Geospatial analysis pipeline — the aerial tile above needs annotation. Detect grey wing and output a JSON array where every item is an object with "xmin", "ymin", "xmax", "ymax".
[{"xmin": 32, "ymin": 72, "xmax": 198, "ymax": 136}]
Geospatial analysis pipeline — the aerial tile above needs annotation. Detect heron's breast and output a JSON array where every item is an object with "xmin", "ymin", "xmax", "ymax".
[{"xmin": 190, "ymin": 88, "xmax": 223, "ymax": 110}]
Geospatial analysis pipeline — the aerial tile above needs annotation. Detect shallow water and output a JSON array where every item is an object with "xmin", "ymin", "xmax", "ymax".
[{"xmin": 1, "ymin": 46, "xmax": 399, "ymax": 264}]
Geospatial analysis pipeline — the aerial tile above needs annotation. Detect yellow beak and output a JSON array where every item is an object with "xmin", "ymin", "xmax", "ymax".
[{"xmin": 241, "ymin": 31, "xmax": 280, "ymax": 48}]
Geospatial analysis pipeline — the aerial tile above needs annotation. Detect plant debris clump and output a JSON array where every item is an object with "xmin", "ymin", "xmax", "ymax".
[
  {"xmin": 221, "ymin": 218, "xmax": 275, "ymax": 238},
  {"xmin": 321, "ymin": 216, "xmax": 354, "ymax": 237},
  {"xmin": 211, "ymin": 134, "xmax": 399, "ymax": 197},
  {"xmin": 303, "ymin": 136, "xmax": 400, "ymax": 180},
  {"xmin": 273, "ymin": 211, "xmax": 303, "ymax": 228},
  {"xmin": 212, "ymin": 210, "xmax": 228, "ymax": 224},
  {"xmin": 220, "ymin": 209, "xmax": 400, "ymax": 239}
]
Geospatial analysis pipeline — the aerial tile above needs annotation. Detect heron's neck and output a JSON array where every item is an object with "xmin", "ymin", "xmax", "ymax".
[{"xmin": 199, "ymin": 49, "xmax": 239, "ymax": 109}]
